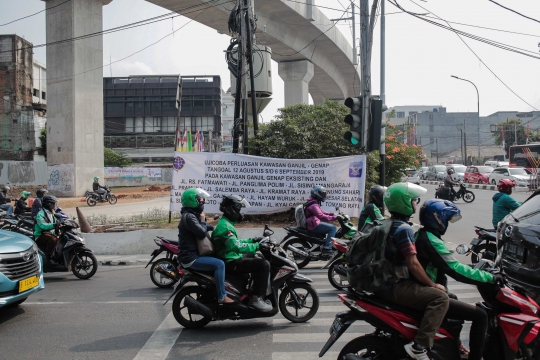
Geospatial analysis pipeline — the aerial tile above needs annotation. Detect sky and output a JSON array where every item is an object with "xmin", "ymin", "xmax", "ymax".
[{"xmin": 2, "ymin": 0, "xmax": 540, "ymax": 121}]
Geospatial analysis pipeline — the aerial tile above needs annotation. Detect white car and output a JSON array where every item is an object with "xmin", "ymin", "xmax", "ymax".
[
  {"xmin": 488, "ymin": 167, "xmax": 533, "ymax": 187},
  {"xmin": 401, "ymin": 170, "xmax": 421, "ymax": 185},
  {"xmin": 448, "ymin": 165, "xmax": 467, "ymax": 182},
  {"xmin": 418, "ymin": 166, "xmax": 429, "ymax": 180}
]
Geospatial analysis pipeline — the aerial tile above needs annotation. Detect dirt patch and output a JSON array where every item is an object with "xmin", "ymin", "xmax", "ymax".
[
  {"xmin": 58, "ymin": 185, "xmax": 169, "ymax": 209},
  {"xmin": 145, "ymin": 185, "xmax": 164, "ymax": 192}
]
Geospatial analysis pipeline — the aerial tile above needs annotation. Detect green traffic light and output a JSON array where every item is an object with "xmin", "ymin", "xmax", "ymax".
[{"xmin": 351, "ymin": 138, "xmax": 359, "ymax": 145}]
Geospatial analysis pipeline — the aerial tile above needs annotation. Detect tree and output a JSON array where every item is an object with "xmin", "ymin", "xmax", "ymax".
[
  {"xmin": 39, "ymin": 126, "xmax": 47, "ymax": 159},
  {"xmin": 384, "ymin": 122, "xmax": 426, "ymax": 185},
  {"xmin": 104, "ymin": 147, "xmax": 132, "ymax": 167},
  {"xmin": 492, "ymin": 118, "xmax": 527, "ymax": 154}
]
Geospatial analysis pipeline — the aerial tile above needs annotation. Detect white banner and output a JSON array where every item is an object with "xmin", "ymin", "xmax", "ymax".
[
  {"xmin": 104, "ymin": 167, "xmax": 162, "ymax": 179},
  {"xmin": 170, "ymin": 152, "xmax": 366, "ymax": 217}
]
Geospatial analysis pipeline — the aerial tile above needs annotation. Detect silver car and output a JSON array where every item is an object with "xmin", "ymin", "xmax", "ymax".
[
  {"xmin": 488, "ymin": 167, "xmax": 533, "ymax": 187},
  {"xmin": 448, "ymin": 165, "xmax": 467, "ymax": 182}
]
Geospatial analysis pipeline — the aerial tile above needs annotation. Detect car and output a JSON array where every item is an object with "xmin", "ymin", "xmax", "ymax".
[
  {"xmin": 418, "ymin": 167, "xmax": 429, "ymax": 180},
  {"xmin": 401, "ymin": 170, "xmax": 421, "ymax": 185},
  {"xmin": 485, "ymin": 160, "xmax": 509, "ymax": 168},
  {"xmin": 464, "ymin": 166, "xmax": 493, "ymax": 184},
  {"xmin": 447, "ymin": 164, "xmax": 467, "ymax": 182},
  {"xmin": 426, "ymin": 165, "xmax": 447, "ymax": 181},
  {"xmin": 497, "ymin": 190, "xmax": 540, "ymax": 303},
  {"xmin": 0, "ymin": 230, "xmax": 44, "ymax": 308},
  {"xmin": 489, "ymin": 167, "xmax": 533, "ymax": 187}
]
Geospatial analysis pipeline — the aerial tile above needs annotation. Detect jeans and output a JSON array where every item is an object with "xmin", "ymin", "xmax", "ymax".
[
  {"xmin": 189, "ymin": 256, "xmax": 227, "ymax": 301},
  {"xmin": 0, "ymin": 204, "xmax": 13, "ymax": 215},
  {"xmin": 226, "ymin": 257, "xmax": 270, "ymax": 298},
  {"xmin": 311, "ymin": 222, "xmax": 338, "ymax": 249},
  {"xmin": 96, "ymin": 189, "xmax": 107, "ymax": 199},
  {"xmin": 446, "ymin": 299, "xmax": 488, "ymax": 360}
]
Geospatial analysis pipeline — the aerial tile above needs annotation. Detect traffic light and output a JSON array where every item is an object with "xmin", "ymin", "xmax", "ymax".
[
  {"xmin": 367, "ymin": 97, "xmax": 388, "ymax": 152},
  {"xmin": 344, "ymin": 96, "xmax": 364, "ymax": 147}
]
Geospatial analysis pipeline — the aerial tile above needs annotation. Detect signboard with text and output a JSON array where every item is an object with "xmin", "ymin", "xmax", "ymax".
[
  {"xmin": 104, "ymin": 168, "xmax": 162, "ymax": 179},
  {"xmin": 170, "ymin": 152, "xmax": 366, "ymax": 216}
]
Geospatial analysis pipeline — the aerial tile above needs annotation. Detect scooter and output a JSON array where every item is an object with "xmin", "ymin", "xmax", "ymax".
[
  {"xmin": 281, "ymin": 209, "xmax": 357, "ymax": 268},
  {"xmin": 164, "ymin": 225, "xmax": 319, "ymax": 328},
  {"xmin": 145, "ymin": 236, "xmax": 181, "ymax": 288},
  {"xmin": 319, "ymin": 248, "xmax": 540, "ymax": 360},
  {"xmin": 469, "ymin": 226, "xmax": 497, "ymax": 264},
  {"xmin": 436, "ymin": 183, "xmax": 475, "ymax": 203}
]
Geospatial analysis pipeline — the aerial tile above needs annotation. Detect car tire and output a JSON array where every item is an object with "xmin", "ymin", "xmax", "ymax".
[
  {"xmin": 478, "ymin": 180, "xmax": 482, "ymax": 184},
  {"xmin": 491, "ymin": 179, "xmax": 496, "ymax": 185},
  {"xmin": 464, "ymin": 179, "xmax": 469, "ymax": 183}
]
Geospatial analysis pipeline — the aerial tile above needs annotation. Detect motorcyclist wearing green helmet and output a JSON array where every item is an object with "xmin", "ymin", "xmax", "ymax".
[
  {"xmin": 177, "ymin": 188, "xmax": 234, "ymax": 304},
  {"xmin": 377, "ymin": 182, "xmax": 449, "ymax": 360},
  {"xmin": 14, "ymin": 190, "xmax": 32, "ymax": 215},
  {"xmin": 92, "ymin": 176, "xmax": 108, "ymax": 200}
]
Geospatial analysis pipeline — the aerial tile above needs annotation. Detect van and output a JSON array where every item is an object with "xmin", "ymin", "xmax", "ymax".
[{"xmin": 484, "ymin": 161, "xmax": 498, "ymax": 168}]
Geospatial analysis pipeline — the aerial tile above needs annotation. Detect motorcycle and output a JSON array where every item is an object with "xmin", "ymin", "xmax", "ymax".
[
  {"xmin": 38, "ymin": 219, "xmax": 98, "ymax": 279},
  {"xmin": 281, "ymin": 209, "xmax": 357, "ymax": 268},
  {"xmin": 0, "ymin": 208, "xmax": 71, "ymax": 238},
  {"xmin": 319, "ymin": 247, "xmax": 540, "ymax": 360},
  {"xmin": 435, "ymin": 183, "xmax": 475, "ymax": 203},
  {"xmin": 324, "ymin": 238, "xmax": 350, "ymax": 290},
  {"xmin": 145, "ymin": 236, "xmax": 181, "ymax": 288},
  {"xmin": 164, "ymin": 225, "xmax": 319, "ymax": 328},
  {"xmin": 85, "ymin": 187, "xmax": 118, "ymax": 207},
  {"xmin": 469, "ymin": 226, "xmax": 497, "ymax": 264}
]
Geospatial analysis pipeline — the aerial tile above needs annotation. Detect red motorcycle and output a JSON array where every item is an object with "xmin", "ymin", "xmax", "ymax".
[
  {"xmin": 319, "ymin": 258, "xmax": 540, "ymax": 359},
  {"xmin": 145, "ymin": 236, "xmax": 181, "ymax": 288},
  {"xmin": 323, "ymin": 239, "xmax": 350, "ymax": 290}
]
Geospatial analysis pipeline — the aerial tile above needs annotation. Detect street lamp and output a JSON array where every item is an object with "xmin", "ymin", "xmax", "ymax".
[{"xmin": 451, "ymin": 75, "xmax": 480, "ymax": 164}]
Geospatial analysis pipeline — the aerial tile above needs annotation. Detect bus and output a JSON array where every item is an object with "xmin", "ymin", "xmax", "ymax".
[{"xmin": 509, "ymin": 144, "xmax": 540, "ymax": 169}]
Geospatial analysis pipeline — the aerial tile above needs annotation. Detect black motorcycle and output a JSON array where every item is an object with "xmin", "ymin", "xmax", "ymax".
[
  {"xmin": 164, "ymin": 225, "xmax": 319, "ymax": 328},
  {"xmin": 85, "ymin": 187, "xmax": 118, "ymax": 207},
  {"xmin": 436, "ymin": 183, "xmax": 475, "ymax": 203},
  {"xmin": 38, "ymin": 219, "xmax": 98, "ymax": 279},
  {"xmin": 469, "ymin": 226, "xmax": 497, "ymax": 264},
  {"xmin": 281, "ymin": 210, "xmax": 357, "ymax": 268}
]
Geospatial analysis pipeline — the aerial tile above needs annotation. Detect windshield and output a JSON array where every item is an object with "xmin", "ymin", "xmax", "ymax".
[
  {"xmin": 511, "ymin": 192, "xmax": 540, "ymax": 223},
  {"xmin": 509, "ymin": 168, "xmax": 531, "ymax": 175},
  {"xmin": 478, "ymin": 167, "xmax": 493, "ymax": 174},
  {"xmin": 453, "ymin": 166, "xmax": 466, "ymax": 173},
  {"xmin": 434, "ymin": 166, "xmax": 446, "ymax": 172}
]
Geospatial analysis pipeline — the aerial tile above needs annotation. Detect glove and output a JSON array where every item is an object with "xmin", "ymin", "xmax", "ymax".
[
  {"xmin": 493, "ymin": 273, "xmax": 504, "ymax": 287},
  {"xmin": 259, "ymin": 241, "xmax": 273, "ymax": 251},
  {"xmin": 252, "ymin": 236, "xmax": 264, "ymax": 243}
]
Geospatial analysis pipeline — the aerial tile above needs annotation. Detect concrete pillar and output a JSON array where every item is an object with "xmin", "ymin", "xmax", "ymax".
[
  {"xmin": 278, "ymin": 60, "xmax": 314, "ymax": 107},
  {"xmin": 44, "ymin": 0, "xmax": 112, "ymax": 196}
]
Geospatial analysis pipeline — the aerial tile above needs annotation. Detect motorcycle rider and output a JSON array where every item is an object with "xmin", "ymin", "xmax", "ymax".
[
  {"xmin": 31, "ymin": 188, "xmax": 48, "ymax": 218},
  {"xmin": 417, "ymin": 199, "xmax": 500, "ymax": 360},
  {"xmin": 177, "ymin": 188, "xmax": 234, "ymax": 305},
  {"xmin": 492, "ymin": 179, "xmax": 522, "ymax": 228},
  {"xmin": 211, "ymin": 195, "xmax": 272, "ymax": 312},
  {"xmin": 93, "ymin": 176, "xmax": 108, "ymax": 200},
  {"xmin": 444, "ymin": 168, "xmax": 459, "ymax": 200},
  {"xmin": 34, "ymin": 195, "xmax": 60, "ymax": 262},
  {"xmin": 358, "ymin": 185, "xmax": 385, "ymax": 230},
  {"xmin": 305, "ymin": 185, "xmax": 337, "ymax": 256},
  {"xmin": 14, "ymin": 191, "xmax": 32, "ymax": 215},
  {"xmin": 377, "ymin": 183, "xmax": 449, "ymax": 360},
  {"xmin": 0, "ymin": 185, "xmax": 13, "ymax": 215}
]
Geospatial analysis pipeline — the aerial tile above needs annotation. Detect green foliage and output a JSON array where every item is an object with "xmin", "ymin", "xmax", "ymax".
[
  {"xmin": 104, "ymin": 147, "xmax": 132, "ymax": 167},
  {"xmin": 491, "ymin": 118, "xmax": 540, "ymax": 153},
  {"xmin": 39, "ymin": 126, "xmax": 47, "ymax": 159}
]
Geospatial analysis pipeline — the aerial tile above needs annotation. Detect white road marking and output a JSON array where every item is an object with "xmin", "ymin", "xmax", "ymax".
[
  {"xmin": 273, "ymin": 351, "xmax": 340, "ymax": 359},
  {"xmin": 273, "ymin": 318, "xmax": 367, "ymax": 327},
  {"xmin": 26, "ymin": 300, "xmax": 163, "ymax": 305},
  {"xmin": 273, "ymin": 332, "xmax": 363, "ymax": 343},
  {"xmin": 133, "ymin": 311, "xmax": 182, "ymax": 360}
]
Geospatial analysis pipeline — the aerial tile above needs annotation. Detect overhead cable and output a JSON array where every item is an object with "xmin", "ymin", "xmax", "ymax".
[
  {"xmin": 487, "ymin": 0, "xmax": 540, "ymax": 25},
  {"xmin": 0, "ymin": 0, "xmax": 72, "ymax": 27}
]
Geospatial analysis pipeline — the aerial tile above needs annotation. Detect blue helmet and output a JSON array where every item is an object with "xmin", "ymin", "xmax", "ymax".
[
  {"xmin": 419, "ymin": 199, "xmax": 462, "ymax": 235},
  {"xmin": 311, "ymin": 185, "xmax": 327, "ymax": 202}
]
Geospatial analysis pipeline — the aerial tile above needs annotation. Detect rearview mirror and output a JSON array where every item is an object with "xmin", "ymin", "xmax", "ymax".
[
  {"xmin": 213, "ymin": 214, "xmax": 220, "ymax": 220},
  {"xmin": 455, "ymin": 244, "xmax": 469, "ymax": 255}
]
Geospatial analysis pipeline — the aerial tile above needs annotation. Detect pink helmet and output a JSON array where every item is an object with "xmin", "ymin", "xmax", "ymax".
[{"xmin": 497, "ymin": 179, "xmax": 517, "ymax": 194}]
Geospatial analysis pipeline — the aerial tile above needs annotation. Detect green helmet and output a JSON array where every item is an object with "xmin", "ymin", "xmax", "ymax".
[
  {"xmin": 93, "ymin": 176, "xmax": 99, "ymax": 181},
  {"xmin": 20, "ymin": 191, "xmax": 31, "ymax": 199},
  {"xmin": 383, "ymin": 183, "xmax": 427, "ymax": 217},
  {"xmin": 181, "ymin": 188, "xmax": 210, "ymax": 209}
]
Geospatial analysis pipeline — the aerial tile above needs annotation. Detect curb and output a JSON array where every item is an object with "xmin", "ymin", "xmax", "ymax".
[{"xmin": 420, "ymin": 180, "xmax": 530, "ymax": 192}]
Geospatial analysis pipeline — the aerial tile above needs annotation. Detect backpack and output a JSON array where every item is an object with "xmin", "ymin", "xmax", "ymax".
[
  {"xmin": 294, "ymin": 200, "xmax": 317, "ymax": 229},
  {"xmin": 346, "ymin": 218, "xmax": 398, "ymax": 293}
]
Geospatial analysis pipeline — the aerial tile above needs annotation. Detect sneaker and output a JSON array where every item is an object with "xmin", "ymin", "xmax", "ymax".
[
  {"xmin": 321, "ymin": 248, "xmax": 334, "ymax": 258},
  {"xmin": 404, "ymin": 342, "xmax": 431, "ymax": 360},
  {"xmin": 249, "ymin": 295, "xmax": 272, "ymax": 312}
]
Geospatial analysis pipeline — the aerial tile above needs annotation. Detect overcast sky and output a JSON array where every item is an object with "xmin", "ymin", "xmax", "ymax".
[{"xmin": 2, "ymin": 0, "xmax": 540, "ymax": 121}]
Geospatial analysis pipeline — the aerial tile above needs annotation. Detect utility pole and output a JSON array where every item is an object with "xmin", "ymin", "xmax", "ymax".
[
  {"xmin": 331, "ymin": 2, "xmax": 357, "ymax": 65},
  {"xmin": 436, "ymin": 138, "xmax": 439, "ymax": 164},
  {"xmin": 464, "ymin": 120, "xmax": 468, "ymax": 166},
  {"xmin": 380, "ymin": 0, "xmax": 385, "ymax": 187},
  {"xmin": 359, "ymin": 0, "xmax": 370, "ymax": 149},
  {"xmin": 245, "ymin": 0, "xmax": 258, "ymax": 154},
  {"xmin": 514, "ymin": 121, "xmax": 518, "ymax": 145}
]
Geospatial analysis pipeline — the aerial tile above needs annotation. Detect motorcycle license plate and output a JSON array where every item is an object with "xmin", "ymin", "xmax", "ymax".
[
  {"xmin": 19, "ymin": 275, "xmax": 39, "ymax": 293},
  {"xmin": 330, "ymin": 316, "xmax": 345, "ymax": 340},
  {"xmin": 504, "ymin": 243, "xmax": 525, "ymax": 263}
]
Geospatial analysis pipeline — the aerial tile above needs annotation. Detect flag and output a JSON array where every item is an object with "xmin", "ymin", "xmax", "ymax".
[
  {"xmin": 199, "ymin": 132, "xmax": 204, "ymax": 152},
  {"xmin": 176, "ymin": 125, "xmax": 181, "ymax": 151},
  {"xmin": 193, "ymin": 131, "xmax": 199, "ymax": 152},
  {"xmin": 527, "ymin": 123, "xmax": 530, "ymax": 144},
  {"xmin": 187, "ymin": 131, "xmax": 192, "ymax": 152},
  {"xmin": 501, "ymin": 126, "xmax": 505, "ymax": 149}
]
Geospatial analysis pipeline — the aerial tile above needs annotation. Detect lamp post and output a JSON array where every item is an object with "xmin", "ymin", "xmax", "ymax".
[{"xmin": 451, "ymin": 75, "xmax": 480, "ymax": 164}]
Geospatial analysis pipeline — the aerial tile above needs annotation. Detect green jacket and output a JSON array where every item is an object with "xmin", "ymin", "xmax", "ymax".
[
  {"xmin": 34, "ymin": 208, "xmax": 57, "ymax": 237},
  {"xmin": 416, "ymin": 229, "xmax": 494, "ymax": 287},
  {"xmin": 492, "ymin": 192, "xmax": 522, "ymax": 228},
  {"xmin": 210, "ymin": 217, "xmax": 259, "ymax": 263}
]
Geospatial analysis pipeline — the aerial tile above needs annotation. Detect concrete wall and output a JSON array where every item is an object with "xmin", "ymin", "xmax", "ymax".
[
  {"xmin": 86, "ymin": 228, "xmax": 288, "ymax": 255},
  {"xmin": 104, "ymin": 168, "xmax": 173, "ymax": 187},
  {"xmin": 0, "ymin": 161, "xmax": 47, "ymax": 185}
]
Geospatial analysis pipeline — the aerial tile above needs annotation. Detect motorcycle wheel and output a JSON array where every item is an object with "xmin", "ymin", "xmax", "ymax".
[
  {"xmin": 279, "ymin": 283, "xmax": 319, "ymax": 323},
  {"xmin": 328, "ymin": 258, "xmax": 349, "ymax": 290},
  {"xmin": 338, "ymin": 335, "xmax": 402, "ymax": 359},
  {"xmin": 108, "ymin": 195, "xmax": 118, "ymax": 205},
  {"xmin": 282, "ymin": 238, "xmax": 311, "ymax": 268},
  {"xmin": 150, "ymin": 258, "xmax": 178, "ymax": 288},
  {"xmin": 71, "ymin": 252, "xmax": 98, "ymax": 279},
  {"xmin": 172, "ymin": 286, "xmax": 213, "ymax": 329},
  {"xmin": 463, "ymin": 191, "xmax": 475, "ymax": 203},
  {"xmin": 86, "ymin": 197, "xmax": 97, "ymax": 207},
  {"xmin": 471, "ymin": 243, "xmax": 498, "ymax": 264}
]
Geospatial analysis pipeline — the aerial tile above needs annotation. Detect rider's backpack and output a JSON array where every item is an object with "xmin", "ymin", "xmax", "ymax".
[
  {"xmin": 294, "ymin": 200, "xmax": 317, "ymax": 229},
  {"xmin": 345, "ymin": 219, "xmax": 398, "ymax": 293}
]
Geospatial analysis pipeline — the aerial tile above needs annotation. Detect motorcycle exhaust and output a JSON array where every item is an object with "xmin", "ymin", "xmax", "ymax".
[
  {"xmin": 154, "ymin": 264, "xmax": 177, "ymax": 280},
  {"xmin": 184, "ymin": 296, "xmax": 213, "ymax": 318},
  {"xmin": 287, "ymin": 245, "xmax": 309, "ymax": 258}
]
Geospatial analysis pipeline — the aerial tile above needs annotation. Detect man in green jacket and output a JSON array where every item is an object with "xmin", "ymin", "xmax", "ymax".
[
  {"xmin": 492, "ymin": 179, "xmax": 522, "ymax": 228},
  {"xmin": 34, "ymin": 195, "xmax": 60, "ymax": 262},
  {"xmin": 211, "ymin": 195, "xmax": 272, "ymax": 312}
]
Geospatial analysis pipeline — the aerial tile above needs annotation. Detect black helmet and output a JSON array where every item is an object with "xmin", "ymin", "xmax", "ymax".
[
  {"xmin": 310, "ymin": 185, "xmax": 327, "ymax": 202},
  {"xmin": 219, "ymin": 194, "xmax": 250, "ymax": 222},
  {"xmin": 368, "ymin": 185, "xmax": 386, "ymax": 208},
  {"xmin": 447, "ymin": 168, "xmax": 454, "ymax": 175},
  {"xmin": 36, "ymin": 188, "xmax": 48, "ymax": 198},
  {"xmin": 1, "ymin": 185, "xmax": 9, "ymax": 193},
  {"xmin": 42, "ymin": 195, "xmax": 59, "ymax": 211}
]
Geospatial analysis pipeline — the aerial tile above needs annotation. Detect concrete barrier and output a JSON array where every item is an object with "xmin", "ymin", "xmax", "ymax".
[
  {"xmin": 0, "ymin": 161, "xmax": 47, "ymax": 185},
  {"xmin": 86, "ymin": 228, "xmax": 289, "ymax": 255}
]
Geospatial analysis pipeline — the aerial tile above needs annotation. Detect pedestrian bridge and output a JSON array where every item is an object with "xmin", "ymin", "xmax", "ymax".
[{"xmin": 146, "ymin": 0, "xmax": 361, "ymax": 105}]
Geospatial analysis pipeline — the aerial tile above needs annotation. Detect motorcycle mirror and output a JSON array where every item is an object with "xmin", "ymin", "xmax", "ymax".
[
  {"xmin": 213, "ymin": 214, "xmax": 220, "ymax": 220},
  {"xmin": 455, "ymin": 244, "xmax": 469, "ymax": 255}
]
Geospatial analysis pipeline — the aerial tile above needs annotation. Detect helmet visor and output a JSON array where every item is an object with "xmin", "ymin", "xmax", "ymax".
[
  {"xmin": 239, "ymin": 198, "xmax": 251, "ymax": 208},
  {"xmin": 196, "ymin": 189, "xmax": 210, "ymax": 198},
  {"xmin": 448, "ymin": 214, "xmax": 462, "ymax": 223}
]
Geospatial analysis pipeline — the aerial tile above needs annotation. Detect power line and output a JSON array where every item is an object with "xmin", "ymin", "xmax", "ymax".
[
  {"xmin": 487, "ymin": 0, "xmax": 540, "ymax": 25},
  {"xmin": 0, "ymin": 0, "xmax": 72, "ymax": 26}
]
